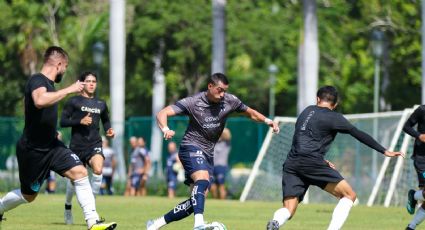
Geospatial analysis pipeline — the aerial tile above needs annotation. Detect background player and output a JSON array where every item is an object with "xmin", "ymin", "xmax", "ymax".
[
  {"xmin": 0, "ymin": 46, "xmax": 116, "ymax": 230},
  {"xmin": 166, "ymin": 141, "xmax": 180, "ymax": 198},
  {"xmin": 404, "ymin": 105, "xmax": 425, "ymax": 230},
  {"xmin": 100, "ymin": 136, "xmax": 116, "ymax": 195},
  {"xmin": 210, "ymin": 128, "xmax": 231, "ymax": 200},
  {"xmin": 266, "ymin": 85, "xmax": 404, "ymax": 230},
  {"xmin": 137, "ymin": 137, "xmax": 151, "ymax": 196},
  {"xmin": 127, "ymin": 137, "xmax": 149, "ymax": 196},
  {"xmin": 60, "ymin": 71, "xmax": 115, "ymax": 225},
  {"xmin": 146, "ymin": 73, "xmax": 280, "ymax": 230}
]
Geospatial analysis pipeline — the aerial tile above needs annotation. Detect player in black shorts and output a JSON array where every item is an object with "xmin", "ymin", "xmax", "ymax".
[
  {"xmin": 266, "ymin": 86, "xmax": 403, "ymax": 230},
  {"xmin": 404, "ymin": 105, "xmax": 425, "ymax": 230},
  {"xmin": 60, "ymin": 71, "xmax": 115, "ymax": 225},
  {"xmin": 0, "ymin": 46, "xmax": 116, "ymax": 230}
]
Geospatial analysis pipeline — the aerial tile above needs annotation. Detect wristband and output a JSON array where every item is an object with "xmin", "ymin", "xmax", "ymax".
[
  {"xmin": 264, "ymin": 118, "xmax": 272, "ymax": 124},
  {"xmin": 162, "ymin": 126, "xmax": 170, "ymax": 132}
]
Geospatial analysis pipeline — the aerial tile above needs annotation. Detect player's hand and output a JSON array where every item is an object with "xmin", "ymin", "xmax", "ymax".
[
  {"xmin": 163, "ymin": 129, "xmax": 175, "ymax": 140},
  {"xmin": 80, "ymin": 113, "xmax": 92, "ymax": 126},
  {"xmin": 325, "ymin": 160, "xmax": 336, "ymax": 169},
  {"xmin": 384, "ymin": 150, "xmax": 405, "ymax": 158},
  {"xmin": 419, "ymin": 134, "xmax": 425, "ymax": 143},
  {"xmin": 67, "ymin": 80, "xmax": 85, "ymax": 94},
  {"xmin": 266, "ymin": 119, "xmax": 280, "ymax": 134},
  {"xmin": 106, "ymin": 128, "xmax": 115, "ymax": 138}
]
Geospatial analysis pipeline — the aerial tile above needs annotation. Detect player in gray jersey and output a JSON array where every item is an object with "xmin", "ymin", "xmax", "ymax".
[{"xmin": 147, "ymin": 73, "xmax": 280, "ymax": 230}]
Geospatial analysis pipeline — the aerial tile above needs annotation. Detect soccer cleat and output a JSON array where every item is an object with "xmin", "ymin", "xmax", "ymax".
[
  {"xmin": 406, "ymin": 189, "xmax": 417, "ymax": 215},
  {"xmin": 64, "ymin": 205, "xmax": 73, "ymax": 225},
  {"xmin": 266, "ymin": 220, "xmax": 280, "ymax": 230},
  {"xmin": 89, "ymin": 219, "xmax": 117, "ymax": 230},
  {"xmin": 146, "ymin": 219, "xmax": 157, "ymax": 230},
  {"xmin": 405, "ymin": 226, "xmax": 414, "ymax": 230}
]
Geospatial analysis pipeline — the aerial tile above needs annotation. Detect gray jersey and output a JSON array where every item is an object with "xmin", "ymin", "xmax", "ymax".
[
  {"xmin": 130, "ymin": 147, "xmax": 149, "ymax": 174},
  {"xmin": 213, "ymin": 140, "xmax": 231, "ymax": 166},
  {"xmin": 171, "ymin": 92, "xmax": 247, "ymax": 156},
  {"xmin": 102, "ymin": 147, "xmax": 115, "ymax": 176}
]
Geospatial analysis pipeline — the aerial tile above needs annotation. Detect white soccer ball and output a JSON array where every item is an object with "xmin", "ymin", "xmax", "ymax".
[{"xmin": 209, "ymin": 221, "xmax": 227, "ymax": 230}]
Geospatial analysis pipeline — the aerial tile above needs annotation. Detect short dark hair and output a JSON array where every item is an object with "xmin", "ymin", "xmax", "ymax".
[
  {"xmin": 208, "ymin": 73, "xmax": 229, "ymax": 85},
  {"xmin": 43, "ymin": 46, "xmax": 68, "ymax": 63},
  {"xmin": 317, "ymin": 85, "xmax": 338, "ymax": 105},
  {"xmin": 79, "ymin": 71, "xmax": 97, "ymax": 82}
]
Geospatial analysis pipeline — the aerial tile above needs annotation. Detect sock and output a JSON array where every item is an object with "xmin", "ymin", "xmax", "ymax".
[
  {"xmin": 273, "ymin": 208, "xmax": 291, "ymax": 226},
  {"xmin": 91, "ymin": 174, "xmax": 103, "ymax": 195},
  {"xmin": 0, "ymin": 189, "xmax": 28, "ymax": 214},
  {"xmin": 163, "ymin": 199, "xmax": 193, "ymax": 224},
  {"xmin": 192, "ymin": 180, "xmax": 209, "ymax": 227},
  {"xmin": 415, "ymin": 191, "xmax": 425, "ymax": 201},
  {"xmin": 327, "ymin": 197, "xmax": 354, "ymax": 230},
  {"xmin": 409, "ymin": 207, "xmax": 425, "ymax": 229},
  {"xmin": 73, "ymin": 176, "xmax": 99, "ymax": 228},
  {"xmin": 65, "ymin": 179, "xmax": 74, "ymax": 206}
]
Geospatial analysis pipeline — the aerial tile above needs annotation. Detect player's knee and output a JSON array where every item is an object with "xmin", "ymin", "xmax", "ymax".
[
  {"xmin": 344, "ymin": 191, "xmax": 356, "ymax": 202},
  {"xmin": 66, "ymin": 165, "xmax": 88, "ymax": 180},
  {"xmin": 22, "ymin": 193, "xmax": 37, "ymax": 203},
  {"xmin": 92, "ymin": 168, "xmax": 102, "ymax": 175}
]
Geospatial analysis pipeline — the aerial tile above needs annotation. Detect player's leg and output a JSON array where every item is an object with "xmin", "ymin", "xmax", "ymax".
[
  {"xmin": 88, "ymin": 153, "xmax": 104, "ymax": 195},
  {"xmin": 267, "ymin": 168, "xmax": 305, "ymax": 230},
  {"xmin": 190, "ymin": 170, "xmax": 211, "ymax": 229},
  {"xmin": 210, "ymin": 166, "xmax": 219, "ymax": 198},
  {"xmin": 406, "ymin": 157, "xmax": 425, "ymax": 229},
  {"xmin": 54, "ymin": 145, "xmax": 116, "ymax": 230},
  {"xmin": 324, "ymin": 180, "xmax": 356, "ymax": 230},
  {"xmin": 64, "ymin": 178, "xmax": 75, "ymax": 224}
]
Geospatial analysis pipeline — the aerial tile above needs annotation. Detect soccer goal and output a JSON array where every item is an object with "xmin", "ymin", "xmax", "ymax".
[{"xmin": 240, "ymin": 110, "xmax": 407, "ymax": 205}]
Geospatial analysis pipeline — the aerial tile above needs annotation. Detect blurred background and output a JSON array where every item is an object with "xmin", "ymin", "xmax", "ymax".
[{"xmin": 0, "ymin": 0, "xmax": 423, "ymax": 199}]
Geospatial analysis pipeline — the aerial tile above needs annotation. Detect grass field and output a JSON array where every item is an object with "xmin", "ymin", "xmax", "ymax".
[{"xmin": 0, "ymin": 194, "xmax": 414, "ymax": 230}]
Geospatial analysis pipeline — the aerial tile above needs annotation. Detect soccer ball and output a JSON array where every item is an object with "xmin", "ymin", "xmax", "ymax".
[{"xmin": 209, "ymin": 221, "xmax": 227, "ymax": 230}]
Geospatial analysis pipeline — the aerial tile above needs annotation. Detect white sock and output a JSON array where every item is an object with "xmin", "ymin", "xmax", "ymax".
[
  {"xmin": 327, "ymin": 197, "xmax": 354, "ymax": 230},
  {"xmin": 65, "ymin": 179, "xmax": 74, "ymax": 206},
  {"xmin": 74, "ymin": 176, "xmax": 99, "ymax": 228},
  {"xmin": 194, "ymin": 213, "xmax": 204, "ymax": 228},
  {"xmin": 273, "ymin": 208, "xmax": 291, "ymax": 226},
  {"xmin": 155, "ymin": 216, "xmax": 167, "ymax": 228},
  {"xmin": 415, "ymin": 191, "xmax": 425, "ymax": 201},
  {"xmin": 91, "ymin": 174, "xmax": 103, "ymax": 195},
  {"xmin": 409, "ymin": 207, "xmax": 425, "ymax": 229},
  {"xmin": 0, "ymin": 189, "xmax": 28, "ymax": 214}
]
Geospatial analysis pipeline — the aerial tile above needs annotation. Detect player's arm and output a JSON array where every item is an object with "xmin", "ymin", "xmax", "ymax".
[
  {"xmin": 403, "ymin": 107, "xmax": 424, "ymax": 142},
  {"xmin": 335, "ymin": 114, "xmax": 404, "ymax": 158},
  {"xmin": 60, "ymin": 99, "xmax": 80, "ymax": 127},
  {"xmin": 32, "ymin": 81, "xmax": 84, "ymax": 109},
  {"xmin": 156, "ymin": 105, "xmax": 177, "ymax": 140},
  {"xmin": 242, "ymin": 107, "xmax": 280, "ymax": 133},
  {"xmin": 101, "ymin": 103, "xmax": 114, "ymax": 137},
  {"xmin": 143, "ymin": 155, "xmax": 151, "ymax": 180}
]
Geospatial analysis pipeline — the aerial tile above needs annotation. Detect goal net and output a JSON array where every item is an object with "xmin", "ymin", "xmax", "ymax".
[{"xmin": 240, "ymin": 110, "xmax": 407, "ymax": 205}]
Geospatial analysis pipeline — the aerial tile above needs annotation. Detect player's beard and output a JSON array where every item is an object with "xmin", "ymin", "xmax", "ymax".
[{"xmin": 55, "ymin": 72, "xmax": 64, "ymax": 83}]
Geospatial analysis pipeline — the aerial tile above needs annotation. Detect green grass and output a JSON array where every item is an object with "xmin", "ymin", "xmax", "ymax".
[{"xmin": 0, "ymin": 194, "xmax": 413, "ymax": 230}]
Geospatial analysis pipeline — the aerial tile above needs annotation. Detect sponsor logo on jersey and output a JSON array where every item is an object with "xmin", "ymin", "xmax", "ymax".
[{"xmin": 81, "ymin": 106, "xmax": 101, "ymax": 114}]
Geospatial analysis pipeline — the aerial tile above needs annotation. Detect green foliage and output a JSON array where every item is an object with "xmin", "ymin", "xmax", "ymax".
[{"xmin": 0, "ymin": 0, "xmax": 423, "ymax": 116}]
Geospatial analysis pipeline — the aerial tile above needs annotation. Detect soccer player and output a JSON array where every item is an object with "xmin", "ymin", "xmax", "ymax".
[
  {"xmin": 266, "ymin": 86, "xmax": 404, "ymax": 230},
  {"xmin": 146, "ymin": 73, "xmax": 280, "ymax": 230},
  {"xmin": 404, "ymin": 105, "xmax": 425, "ymax": 230},
  {"xmin": 0, "ymin": 46, "xmax": 116, "ymax": 230},
  {"xmin": 60, "ymin": 71, "xmax": 115, "ymax": 225},
  {"xmin": 210, "ymin": 127, "xmax": 231, "ymax": 200},
  {"xmin": 137, "ymin": 137, "xmax": 151, "ymax": 196},
  {"xmin": 100, "ymin": 136, "xmax": 116, "ymax": 195},
  {"xmin": 166, "ymin": 141, "xmax": 180, "ymax": 198},
  {"xmin": 127, "ymin": 137, "xmax": 149, "ymax": 196}
]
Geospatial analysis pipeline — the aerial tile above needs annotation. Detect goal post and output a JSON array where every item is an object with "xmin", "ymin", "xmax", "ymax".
[{"xmin": 240, "ymin": 111, "xmax": 405, "ymax": 204}]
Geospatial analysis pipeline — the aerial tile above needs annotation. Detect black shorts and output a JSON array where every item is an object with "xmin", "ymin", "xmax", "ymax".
[
  {"xmin": 72, "ymin": 146, "xmax": 104, "ymax": 166},
  {"xmin": 413, "ymin": 155, "xmax": 425, "ymax": 187},
  {"xmin": 16, "ymin": 138, "xmax": 83, "ymax": 195},
  {"xmin": 282, "ymin": 158, "xmax": 344, "ymax": 202}
]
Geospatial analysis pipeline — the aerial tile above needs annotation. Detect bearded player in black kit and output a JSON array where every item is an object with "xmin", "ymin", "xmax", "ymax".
[
  {"xmin": 0, "ymin": 46, "xmax": 116, "ymax": 230},
  {"xmin": 60, "ymin": 71, "xmax": 115, "ymax": 225}
]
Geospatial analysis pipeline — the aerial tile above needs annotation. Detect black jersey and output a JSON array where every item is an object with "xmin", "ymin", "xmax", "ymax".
[
  {"xmin": 60, "ymin": 95, "xmax": 111, "ymax": 151},
  {"xmin": 403, "ymin": 105, "xmax": 425, "ymax": 156},
  {"xmin": 287, "ymin": 105, "xmax": 386, "ymax": 161},
  {"xmin": 23, "ymin": 73, "xmax": 58, "ymax": 150}
]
